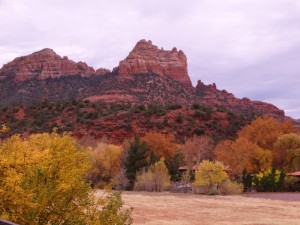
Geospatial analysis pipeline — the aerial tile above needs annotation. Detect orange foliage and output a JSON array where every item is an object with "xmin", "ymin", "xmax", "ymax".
[
  {"xmin": 239, "ymin": 116, "xmax": 296, "ymax": 150},
  {"xmin": 142, "ymin": 132, "xmax": 177, "ymax": 161},
  {"xmin": 215, "ymin": 138, "xmax": 266, "ymax": 176}
]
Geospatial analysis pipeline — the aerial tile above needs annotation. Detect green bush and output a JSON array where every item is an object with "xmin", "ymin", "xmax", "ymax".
[
  {"xmin": 175, "ymin": 113, "xmax": 183, "ymax": 123},
  {"xmin": 194, "ymin": 127, "xmax": 205, "ymax": 136},
  {"xmin": 191, "ymin": 103, "xmax": 200, "ymax": 110},
  {"xmin": 253, "ymin": 168, "xmax": 285, "ymax": 192}
]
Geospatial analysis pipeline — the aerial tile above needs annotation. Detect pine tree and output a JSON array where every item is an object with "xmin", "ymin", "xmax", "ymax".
[{"xmin": 124, "ymin": 136, "xmax": 150, "ymax": 190}]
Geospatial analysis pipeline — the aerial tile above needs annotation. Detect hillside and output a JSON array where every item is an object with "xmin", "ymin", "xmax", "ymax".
[{"xmin": 0, "ymin": 40, "xmax": 286, "ymax": 143}]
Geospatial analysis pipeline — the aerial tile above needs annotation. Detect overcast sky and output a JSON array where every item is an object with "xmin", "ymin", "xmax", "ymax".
[{"xmin": 0, "ymin": 0, "xmax": 299, "ymax": 118}]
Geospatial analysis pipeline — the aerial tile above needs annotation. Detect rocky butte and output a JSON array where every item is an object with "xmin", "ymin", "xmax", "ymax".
[
  {"xmin": 0, "ymin": 39, "xmax": 285, "ymax": 118},
  {"xmin": 115, "ymin": 39, "xmax": 194, "ymax": 92},
  {"xmin": 0, "ymin": 48, "xmax": 110, "ymax": 82}
]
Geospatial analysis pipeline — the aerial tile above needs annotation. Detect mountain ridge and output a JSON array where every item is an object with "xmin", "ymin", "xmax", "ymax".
[{"xmin": 0, "ymin": 40, "xmax": 287, "ymax": 142}]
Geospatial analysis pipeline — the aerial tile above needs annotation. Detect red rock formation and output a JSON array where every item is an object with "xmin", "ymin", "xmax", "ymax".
[
  {"xmin": 0, "ymin": 48, "xmax": 110, "ymax": 81},
  {"xmin": 95, "ymin": 68, "xmax": 110, "ymax": 76},
  {"xmin": 116, "ymin": 39, "xmax": 194, "ymax": 92},
  {"xmin": 196, "ymin": 79, "xmax": 284, "ymax": 117},
  {"xmin": 196, "ymin": 80, "xmax": 217, "ymax": 91},
  {"xmin": 0, "ymin": 44, "xmax": 286, "ymax": 118}
]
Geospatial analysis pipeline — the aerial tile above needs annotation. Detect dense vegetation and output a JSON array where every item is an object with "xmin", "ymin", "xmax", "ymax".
[
  {"xmin": 0, "ymin": 131, "xmax": 132, "ymax": 225},
  {"xmin": 0, "ymin": 99, "xmax": 254, "ymax": 144},
  {"xmin": 1, "ymin": 106, "xmax": 299, "ymax": 224}
]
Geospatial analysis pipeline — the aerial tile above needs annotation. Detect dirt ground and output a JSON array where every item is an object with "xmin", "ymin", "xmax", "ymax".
[
  {"xmin": 241, "ymin": 192, "xmax": 300, "ymax": 201},
  {"xmin": 116, "ymin": 191, "xmax": 300, "ymax": 225}
]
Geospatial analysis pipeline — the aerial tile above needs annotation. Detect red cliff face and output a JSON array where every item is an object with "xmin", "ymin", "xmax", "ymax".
[
  {"xmin": 0, "ymin": 43, "xmax": 286, "ymax": 119},
  {"xmin": 0, "ymin": 48, "xmax": 110, "ymax": 81},
  {"xmin": 195, "ymin": 79, "xmax": 284, "ymax": 117},
  {"xmin": 116, "ymin": 39, "xmax": 194, "ymax": 92}
]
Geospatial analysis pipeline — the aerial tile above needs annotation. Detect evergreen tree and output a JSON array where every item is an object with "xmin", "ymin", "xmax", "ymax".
[
  {"xmin": 242, "ymin": 168, "xmax": 253, "ymax": 192},
  {"xmin": 124, "ymin": 136, "xmax": 150, "ymax": 190}
]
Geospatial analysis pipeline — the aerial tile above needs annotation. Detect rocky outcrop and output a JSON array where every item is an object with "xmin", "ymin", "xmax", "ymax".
[
  {"xmin": 196, "ymin": 80, "xmax": 284, "ymax": 117},
  {"xmin": 0, "ymin": 48, "xmax": 110, "ymax": 82},
  {"xmin": 116, "ymin": 39, "xmax": 194, "ymax": 92},
  {"xmin": 95, "ymin": 68, "xmax": 111, "ymax": 76},
  {"xmin": 0, "ymin": 42, "xmax": 286, "ymax": 119},
  {"xmin": 196, "ymin": 80, "xmax": 217, "ymax": 91}
]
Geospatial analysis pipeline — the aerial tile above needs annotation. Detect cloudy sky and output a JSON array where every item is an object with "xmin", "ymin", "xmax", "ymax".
[{"xmin": 0, "ymin": 0, "xmax": 300, "ymax": 118}]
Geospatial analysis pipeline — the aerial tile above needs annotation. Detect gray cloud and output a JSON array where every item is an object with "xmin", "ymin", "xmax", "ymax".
[{"xmin": 0, "ymin": 0, "xmax": 299, "ymax": 118}]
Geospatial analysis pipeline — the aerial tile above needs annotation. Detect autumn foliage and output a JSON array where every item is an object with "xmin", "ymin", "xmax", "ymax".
[
  {"xmin": 216, "ymin": 116, "xmax": 299, "ymax": 180},
  {"xmin": 134, "ymin": 158, "xmax": 171, "ymax": 192},
  {"xmin": 215, "ymin": 138, "xmax": 272, "ymax": 176},
  {"xmin": 0, "ymin": 132, "xmax": 132, "ymax": 225},
  {"xmin": 88, "ymin": 142, "xmax": 123, "ymax": 188},
  {"xmin": 239, "ymin": 116, "xmax": 296, "ymax": 150},
  {"xmin": 194, "ymin": 160, "xmax": 228, "ymax": 192},
  {"xmin": 142, "ymin": 132, "xmax": 177, "ymax": 162}
]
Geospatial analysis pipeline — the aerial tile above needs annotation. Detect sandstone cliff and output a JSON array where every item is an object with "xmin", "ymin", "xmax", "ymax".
[
  {"xmin": 195, "ymin": 80, "xmax": 284, "ymax": 117},
  {"xmin": 0, "ymin": 40, "xmax": 285, "ymax": 119},
  {"xmin": 0, "ymin": 48, "xmax": 110, "ymax": 81},
  {"xmin": 116, "ymin": 39, "xmax": 194, "ymax": 92}
]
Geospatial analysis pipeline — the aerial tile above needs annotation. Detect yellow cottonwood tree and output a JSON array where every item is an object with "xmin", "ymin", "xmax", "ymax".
[
  {"xmin": 134, "ymin": 158, "xmax": 171, "ymax": 192},
  {"xmin": 0, "ymin": 132, "xmax": 132, "ymax": 225},
  {"xmin": 88, "ymin": 143, "xmax": 123, "ymax": 187},
  {"xmin": 194, "ymin": 160, "xmax": 228, "ymax": 189},
  {"xmin": 274, "ymin": 133, "xmax": 300, "ymax": 171}
]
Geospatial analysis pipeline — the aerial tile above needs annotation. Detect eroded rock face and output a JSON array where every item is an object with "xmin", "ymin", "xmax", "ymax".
[
  {"xmin": 0, "ymin": 48, "xmax": 110, "ymax": 81},
  {"xmin": 116, "ymin": 39, "xmax": 194, "ymax": 92},
  {"xmin": 95, "ymin": 68, "xmax": 111, "ymax": 76},
  {"xmin": 0, "ymin": 43, "xmax": 286, "ymax": 118},
  {"xmin": 195, "ymin": 79, "xmax": 284, "ymax": 117}
]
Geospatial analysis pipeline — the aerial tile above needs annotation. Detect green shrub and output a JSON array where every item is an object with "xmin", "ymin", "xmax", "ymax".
[
  {"xmin": 253, "ymin": 168, "xmax": 285, "ymax": 192},
  {"xmin": 175, "ymin": 113, "xmax": 183, "ymax": 123},
  {"xmin": 167, "ymin": 104, "xmax": 182, "ymax": 110},
  {"xmin": 194, "ymin": 127, "xmax": 205, "ymax": 136},
  {"xmin": 191, "ymin": 103, "xmax": 200, "ymax": 110}
]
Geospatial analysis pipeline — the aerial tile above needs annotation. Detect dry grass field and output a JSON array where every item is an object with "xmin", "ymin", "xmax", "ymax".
[{"xmin": 107, "ymin": 191, "xmax": 300, "ymax": 225}]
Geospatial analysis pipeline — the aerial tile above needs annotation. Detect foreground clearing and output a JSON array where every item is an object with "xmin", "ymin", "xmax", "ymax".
[{"xmin": 114, "ymin": 191, "xmax": 300, "ymax": 225}]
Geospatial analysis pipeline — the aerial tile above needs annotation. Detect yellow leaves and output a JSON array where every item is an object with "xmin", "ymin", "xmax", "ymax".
[
  {"xmin": 252, "ymin": 148, "xmax": 272, "ymax": 173},
  {"xmin": 0, "ymin": 124, "xmax": 10, "ymax": 134},
  {"xmin": 274, "ymin": 133, "xmax": 300, "ymax": 151},
  {"xmin": 151, "ymin": 158, "xmax": 171, "ymax": 190},
  {"xmin": 134, "ymin": 158, "xmax": 171, "ymax": 192},
  {"xmin": 194, "ymin": 160, "xmax": 228, "ymax": 188},
  {"xmin": 0, "ymin": 132, "xmax": 92, "ymax": 224},
  {"xmin": 285, "ymin": 149, "xmax": 300, "ymax": 172},
  {"xmin": 88, "ymin": 142, "xmax": 123, "ymax": 187},
  {"xmin": 255, "ymin": 169, "xmax": 282, "ymax": 183}
]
